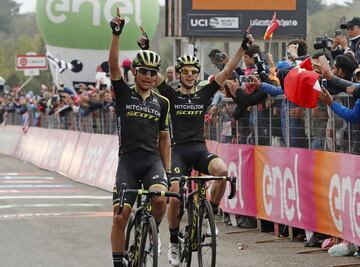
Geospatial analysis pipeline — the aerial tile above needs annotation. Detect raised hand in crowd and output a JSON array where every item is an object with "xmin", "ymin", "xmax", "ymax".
[
  {"xmin": 332, "ymin": 35, "xmax": 349, "ymax": 50},
  {"xmin": 316, "ymin": 61, "xmax": 334, "ymax": 80},
  {"xmin": 247, "ymin": 75, "xmax": 261, "ymax": 89},
  {"xmin": 224, "ymin": 78, "xmax": 240, "ymax": 98},
  {"xmin": 319, "ymin": 87, "xmax": 334, "ymax": 106},
  {"xmin": 287, "ymin": 43, "xmax": 299, "ymax": 60},
  {"xmin": 289, "ymin": 107, "xmax": 304, "ymax": 118},
  {"xmin": 241, "ymin": 26, "xmax": 254, "ymax": 50},
  {"xmin": 346, "ymin": 85, "xmax": 356, "ymax": 94}
]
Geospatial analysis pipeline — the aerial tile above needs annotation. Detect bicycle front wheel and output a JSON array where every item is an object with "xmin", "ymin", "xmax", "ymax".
[
  {"xmin": 198, "ymin": 199, "xmax": 216, "ymax": 267},
  {"xmin": 139, "ymin": 216, "xmax": 158, "ymax": 267},
  {"xmin": 125, "ymin": 212, "xmax": 137, "ymax": 265}
]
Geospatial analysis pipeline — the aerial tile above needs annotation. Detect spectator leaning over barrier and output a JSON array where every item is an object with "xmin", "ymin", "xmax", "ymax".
[
  {"xmin": 108, "ymin": 9, "xmax": 170, "ymax": 267},
  {"xmin": 331, "ymin": 17, "xmax": 360, "ymax": 63},
  {"xmin": 320, "ymin": 85, "xmax": 360, "ymax": 123},
  {"xmin": 318, "ymin": 53, "xmax": 359, "ymax": 152},
  {"xmin": 275, "ymin": 39, "xmax": 309, "ymax": 148}
]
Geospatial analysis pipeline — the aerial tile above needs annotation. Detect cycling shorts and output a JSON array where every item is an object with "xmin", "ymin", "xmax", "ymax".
[
  {"xmin": 113, "ymin": 149, "xmax": 168, "ymax": 207},
  {"xmin": 170, "ymin": 141, "xmax": 218, "ymax": 183}
]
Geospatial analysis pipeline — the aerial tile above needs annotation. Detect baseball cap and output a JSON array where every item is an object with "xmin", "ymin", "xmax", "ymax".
[{"xmin": 340, "ymin": 17, "xmax": 360, "ymax": 29}]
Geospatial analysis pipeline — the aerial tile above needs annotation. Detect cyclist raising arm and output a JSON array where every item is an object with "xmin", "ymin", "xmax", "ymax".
[
  {"xmin": 139, "ymin": 28, "xmax": 253, "ymax": 266},
  {"xmin": 109, "ymin": 8, "xmax": 170, "ymax": 267}
]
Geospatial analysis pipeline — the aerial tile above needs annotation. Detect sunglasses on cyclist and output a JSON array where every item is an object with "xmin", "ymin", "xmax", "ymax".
[
  {"xmin": 180, "ymin": 68, "xmax": 199, "ymax": 75},
  {"xmin": 137, "ymin": 67, "xmax": 158, "ymax": 77}
]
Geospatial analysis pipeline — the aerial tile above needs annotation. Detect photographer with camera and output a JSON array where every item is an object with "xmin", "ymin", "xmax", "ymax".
[{"xmin": 331, "ymin": 17, "xmax": 360, "ymax": 63}]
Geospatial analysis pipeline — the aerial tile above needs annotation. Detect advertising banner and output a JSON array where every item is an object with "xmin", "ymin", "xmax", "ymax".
[
  {"xmin": 254, "ymin": 146, "xmax": 317, "ymax": 231},
  {"xmin": 36, "ymin": 0, "xmax": 160, "ymax": 88},
  {"xmin": 312, "ymin": 150, "xmax": 360, "ymax": 245},
  {"xmin": 181, "ymin": 0, "xmax": 306, "ymax": 38},
  {"xmin": 68, "ymin": 132, "xmax": 92, "ymax": 182},
  {"xmin": 218, "ymin": 144, "xmax": 257, "ymax": 217},
  {"xmin": 254, "ymin": 146, "xmax": 360, "ymax": 244},
  {"xmin": 95, "ymin": 136, "xmax": 119, "ymax": 191},
  {"xmin": 0, "ymin": 126, "xmax": 22, "ymax": 156},
  {"xmin": 76, "ymin": 133, "xmax": 114, "ymax": 186}
]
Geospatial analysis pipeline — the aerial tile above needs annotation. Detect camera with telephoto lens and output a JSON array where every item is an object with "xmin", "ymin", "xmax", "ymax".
[{"xmin": 313, "ymin": 34, "xmax": 333, "ymax": 50}]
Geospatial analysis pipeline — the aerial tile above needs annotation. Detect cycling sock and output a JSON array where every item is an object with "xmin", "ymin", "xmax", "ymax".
[
  {"xmin": 169, "ymin": 227, "xmax": 179, "ymax": 243},
  {"xmin": 112, "ymin": 252, "xmax": 124, "ymax": 267},
  {"xmin": 210, "ymin": 201, "xmax": 219, "ymax": 215}
]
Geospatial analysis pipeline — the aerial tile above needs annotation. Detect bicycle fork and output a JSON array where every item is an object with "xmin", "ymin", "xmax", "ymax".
[{"xmin": 129, "ymin": 218, "xmax": 142, "ymax": 266}]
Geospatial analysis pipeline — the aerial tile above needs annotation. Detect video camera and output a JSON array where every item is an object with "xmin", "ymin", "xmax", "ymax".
[{"xmin": 313, "ymin": 34, "xmax": 333, "ymax": 50}]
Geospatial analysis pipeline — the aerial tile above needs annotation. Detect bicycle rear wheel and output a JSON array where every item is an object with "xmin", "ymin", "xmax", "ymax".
[
  {"xmin": 139, "ymin": 216, "xmax": 158, "ymax": 267},
  {"xmin": 198, "ymin": 199, "xmax": 216, "ymax": 267}
]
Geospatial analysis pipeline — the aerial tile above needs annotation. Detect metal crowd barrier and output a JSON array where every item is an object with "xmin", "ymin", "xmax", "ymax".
[{"xmin": 204, "ymin": 94, "xmax": 360, "ymax": 155}]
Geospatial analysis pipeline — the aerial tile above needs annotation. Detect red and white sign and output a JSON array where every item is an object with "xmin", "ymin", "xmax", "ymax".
[{"xmin": 16, "ymin": 54, "xmax": 47, "ymax": 70}]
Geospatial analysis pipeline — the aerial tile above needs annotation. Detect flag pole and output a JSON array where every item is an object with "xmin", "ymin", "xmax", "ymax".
[{"xmin": 268, "ymin": 35, "xmax": 273, "ymax": 54}]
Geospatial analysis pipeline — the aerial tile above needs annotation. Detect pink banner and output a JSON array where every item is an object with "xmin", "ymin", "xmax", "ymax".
[
  {"xmin": 95, "ymin": 136, "xmax": 118, "ymax": 191},
  {"xmin": 206, "ymin": 142, "xmax": 257, "ymax": 217},
  {"xmin": 57, "ymin": 131, "xmax": 80, "ymax": 176},
  {"xmin": 312, "ymin": 150, "xmax": 360, "ymax": 245},
  {"xmin": 254, "ymin": 146, "xmax": 317, "ymax": 231},
  {"xmin": 68, "ymin": 132, "xmax": 91, "ymax": 182},
  {"xmin": 75, "ymin": 133, "xmax": 114, "ymax": 186},
  {"xmin": 0, "ymin": 125, "xmax": 22, "ymax": 156}
]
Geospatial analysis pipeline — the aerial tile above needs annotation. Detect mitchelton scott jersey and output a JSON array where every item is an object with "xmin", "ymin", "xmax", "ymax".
[
  {"xmin": 112, "ymin": 79, "xmax": 169, "ymax": 155},
  {"xmin": 157, "ymin": 80, "xmax": 220, "ymax": 145}
]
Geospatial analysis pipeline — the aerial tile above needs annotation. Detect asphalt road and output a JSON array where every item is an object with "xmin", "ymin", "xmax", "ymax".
[{"xmin": 0, "ymin": 153, "xmax": 359, "ymax": 267}]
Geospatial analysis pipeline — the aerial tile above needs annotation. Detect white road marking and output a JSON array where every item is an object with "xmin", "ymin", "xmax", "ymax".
[
  {"xmin": 0, "ymin": 176, "xmax": 55, "ymax": 180},
  {"xmin": 0, "ymin": 213, "xmax": 62, "ymax": 219},
  {"xmin": 0, "ymin": 203, "xmax": 106, "ymax": 209},
  {"xmin": 0, "ymin": 184, "xmax": 73, "ymax": 188},
  {"xmin": 1, "ymin": 180, "xmax": 54, "ymax": 184}
]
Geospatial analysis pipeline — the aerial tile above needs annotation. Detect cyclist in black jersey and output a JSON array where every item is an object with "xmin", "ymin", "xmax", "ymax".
[
  {"xmin": 109, "ymin": 10, "xmax": 170, "ymax": 267},
  {"xmin": 145, "ymin": 32, "xmax": 254, "ymax": 265}
]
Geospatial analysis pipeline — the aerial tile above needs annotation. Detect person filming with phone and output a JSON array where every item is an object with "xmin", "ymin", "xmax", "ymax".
[{"xmin": 331, "ymin": 17, "xmax": 360, "ymax": 63}]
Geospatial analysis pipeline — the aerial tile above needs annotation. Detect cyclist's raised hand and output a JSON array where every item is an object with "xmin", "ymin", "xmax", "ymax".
[
  {"xmin": 110, "ymin": 7, "xmax": 125, "ymax": 36},
  {"xmin": 137, "ymin": 25, "xmax": 150, "ymax": 50}
]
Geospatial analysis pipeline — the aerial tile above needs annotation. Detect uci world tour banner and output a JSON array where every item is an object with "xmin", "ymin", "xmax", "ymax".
[{"xmin": 181, "ymin": 0, "xmax": 306, "ymax": 38}]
